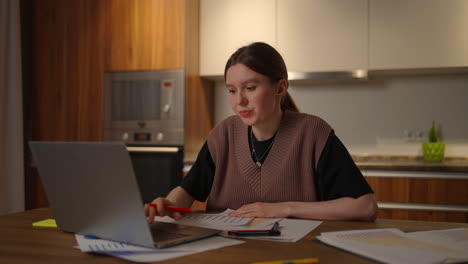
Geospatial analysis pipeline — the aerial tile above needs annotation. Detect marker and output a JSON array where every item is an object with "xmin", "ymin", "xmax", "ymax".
[
  {"xmin": 228, "ymin": 222, "xmax": 281, "ymax": 236},
  {"xmin": 148, "ymin": 203, "xmax": 192, "ymax": 214}
]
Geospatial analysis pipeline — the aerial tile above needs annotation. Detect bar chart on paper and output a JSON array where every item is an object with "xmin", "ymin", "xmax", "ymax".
[
  {"xmin": 155, "ymin": 213, "xmax": 253, "ymax": 230},
  {"xmin": 317, "ymin": 228, "xmax": 468, "ymax": 264}
]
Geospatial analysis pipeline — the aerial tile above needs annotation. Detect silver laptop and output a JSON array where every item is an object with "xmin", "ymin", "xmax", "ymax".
[{"xmin": 29, "ymin": 141, "xmax": 219, "ymax": 248}]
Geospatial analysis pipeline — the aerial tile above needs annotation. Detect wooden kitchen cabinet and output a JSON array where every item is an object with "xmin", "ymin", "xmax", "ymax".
[
  {"xmin": 364, "ymin": 170, "xmax": 468, "ymax": 222},
  {"xmin": 369, "ymin": 0, "xmax": 468, "ymax": 69},
  {"xmin": 200, "ymin": 0, "xmax": 276, "ymax": 76},
  {"xmin": 105, "ymin": 0, "xmax": 185, "ymax": 71},
  {"xmin": 277, "ymin": 0, "xmax": 368, "ymax": 72}
]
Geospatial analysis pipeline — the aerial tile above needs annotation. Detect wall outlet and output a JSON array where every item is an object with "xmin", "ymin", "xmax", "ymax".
[{"xmin": 403, "ymin": 129, "xmax": 426, "ymax": 142}]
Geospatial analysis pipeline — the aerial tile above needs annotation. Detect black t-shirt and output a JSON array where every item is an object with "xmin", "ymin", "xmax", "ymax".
[{"xmin": 181, "ymin": 130, "xmax": 373, "ymax": 202}]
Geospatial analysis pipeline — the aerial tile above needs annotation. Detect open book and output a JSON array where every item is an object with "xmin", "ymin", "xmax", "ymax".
[{"xmin": 317, "ymin": 228, "xmax": 468, "ymax": 264}]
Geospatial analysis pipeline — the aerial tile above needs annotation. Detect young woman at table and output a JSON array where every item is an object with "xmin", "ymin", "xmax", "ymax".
[{"xmin": 145, "ymin": 42, "xmax": 377, "ymax": 222}]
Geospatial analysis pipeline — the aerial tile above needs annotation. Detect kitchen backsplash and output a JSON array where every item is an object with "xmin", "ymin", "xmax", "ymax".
[{"xmin": 213, "ymin": 73, "xmax": 468, "ymax": 157}]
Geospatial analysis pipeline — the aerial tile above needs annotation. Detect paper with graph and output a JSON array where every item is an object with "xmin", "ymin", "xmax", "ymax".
[
  {"xmin": 317, "ymin": 228, "xmax": 468, "ymax": 264},
  {"xmin": 155, "ymin": 209, "xmax": 321, "ymax": 242}
]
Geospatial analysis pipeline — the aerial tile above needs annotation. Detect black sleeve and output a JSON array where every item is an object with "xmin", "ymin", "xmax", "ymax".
[
  {"xmin": 316, "ymin": 132, "xmax": 373, "ymax": 201},
  {"xmin": 179, "ymin": 142, "xmax": 215, "ymax": 202}
]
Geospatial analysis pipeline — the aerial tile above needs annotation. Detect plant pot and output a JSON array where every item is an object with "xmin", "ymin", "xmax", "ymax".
[{"xmin": 422, "ymin": 142, "xmax": 445, "ymax": 162}]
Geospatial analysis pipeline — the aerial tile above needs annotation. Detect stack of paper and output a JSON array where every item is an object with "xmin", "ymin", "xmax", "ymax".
[
  {"xmin": 75, "ymin": 234, "xmax": 243, "ymax": 263},
  {"xmin": 317, "ymin": 228, "xmax": 468, "ymax": 264}
]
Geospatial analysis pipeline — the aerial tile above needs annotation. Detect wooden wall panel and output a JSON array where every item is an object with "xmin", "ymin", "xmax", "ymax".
[
  {"xmin": 30, "ymin": 0, "xmax": 106, "ymax": 208},
  {"xmin": 32, "ymin": 0, "xmax": 106, "ymax": 141},
  {"xmin": 105, "ymin": 0, "xmax": 185, "ymax": 71},
  {"xmin": 183, "ymin": 0, "xmax": 213, "ymax": 160}
]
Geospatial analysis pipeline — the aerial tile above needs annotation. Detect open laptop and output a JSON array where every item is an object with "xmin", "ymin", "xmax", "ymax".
[{"xmin": 29, "ymin": 141, "xmax": 219, "ymax": 248}]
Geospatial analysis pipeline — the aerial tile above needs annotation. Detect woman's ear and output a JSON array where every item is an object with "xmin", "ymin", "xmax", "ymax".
[{"xmin": 277, "ymin": 79, "xmax": 288, "ymax": 96}]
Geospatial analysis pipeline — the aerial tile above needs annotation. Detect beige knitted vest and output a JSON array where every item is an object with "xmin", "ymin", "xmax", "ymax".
[{"xmin": 206, "ymin": 111, "xmax": 332, "ymax": 210}]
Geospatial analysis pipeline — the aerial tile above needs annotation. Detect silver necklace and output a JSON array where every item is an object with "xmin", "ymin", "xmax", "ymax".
[{"xmin": 250, "ymin": 128, "xmax": 275, "ymax": 167}]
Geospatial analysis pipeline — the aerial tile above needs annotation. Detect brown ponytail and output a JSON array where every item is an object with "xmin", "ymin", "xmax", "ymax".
[{"xmin": 281, "ymin": 92, "xmax": 299, "ymax": 112}]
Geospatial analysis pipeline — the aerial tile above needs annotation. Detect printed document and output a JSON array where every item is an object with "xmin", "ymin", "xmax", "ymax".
[
  {"xmin": 75, "ymin": 234, "xmax": 244, "ymax": 263},
  {"xmin": 317, "ymin": 228, "xmax": 468, "ymax": 264},
  {"xmin": 155, "ymin": 211, "xmax": 252, "ymax": 230}
]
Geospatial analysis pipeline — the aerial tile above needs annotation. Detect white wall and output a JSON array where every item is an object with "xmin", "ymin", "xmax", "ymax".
[{"xmin": 213, "ymin": 73, "xmax": 468, "ymax": 156}]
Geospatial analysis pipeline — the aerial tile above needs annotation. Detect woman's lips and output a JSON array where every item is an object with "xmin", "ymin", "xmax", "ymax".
[{"xmin": 239, "ymin": 110, "xmax": 252, "ymax": 118}]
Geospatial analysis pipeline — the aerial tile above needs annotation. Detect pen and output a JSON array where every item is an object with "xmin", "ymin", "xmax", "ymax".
[
  {"xmin": 228, "ymin": 222, "xmax": 281, "ymax": 236},
  {"xmin": 148, "ymin": 203, "xmax": 192, "ymax": 213}
]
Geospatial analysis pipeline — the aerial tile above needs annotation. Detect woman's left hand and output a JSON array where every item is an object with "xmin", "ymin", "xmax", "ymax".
[{"xmin": 227, "ymin": 202, "xmax": 290, "ymax": 218}]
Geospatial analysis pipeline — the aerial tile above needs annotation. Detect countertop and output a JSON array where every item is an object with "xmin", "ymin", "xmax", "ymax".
[
  {"xmin": 184, "ymin": 156, "xmax": 468, "ymax": 173},
  {"xmin": 353, "ymin": 156, "xmax": 468, "ymax": 173}
]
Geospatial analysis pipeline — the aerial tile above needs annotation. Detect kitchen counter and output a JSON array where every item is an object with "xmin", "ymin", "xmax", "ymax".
[
  {"xmin": 184, "ymin": 156, "xmax": 468, "ymax": 173},
  {"xmin": 353, "ymin": 156, "xmax": 468, "ymax": 173}
]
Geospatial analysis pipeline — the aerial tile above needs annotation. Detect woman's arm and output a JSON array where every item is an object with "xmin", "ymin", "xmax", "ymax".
[{"xmin": 228, "ymin": 193, "xmax": 378, "ymax": 221}]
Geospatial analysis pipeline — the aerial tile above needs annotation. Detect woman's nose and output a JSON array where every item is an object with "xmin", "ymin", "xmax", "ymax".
[{"xmin": 236, "ymin": 92, "xmax": 247, "ymax": 105}]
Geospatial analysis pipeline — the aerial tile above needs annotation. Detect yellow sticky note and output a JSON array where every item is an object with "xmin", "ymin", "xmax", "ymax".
[{"xmin": 32, "ymin": 219, "xmax": 57, "ymax": 228}]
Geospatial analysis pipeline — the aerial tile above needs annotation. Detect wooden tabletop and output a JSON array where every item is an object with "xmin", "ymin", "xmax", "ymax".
[{"xmin": 2, "ymin": 208, "xmax": 468, "ymax": 264}]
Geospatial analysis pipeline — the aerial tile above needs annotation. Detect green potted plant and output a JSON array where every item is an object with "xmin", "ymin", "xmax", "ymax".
[{"xmin": 422, "ymin": 121, "xmax": 445, "ymax": 162}]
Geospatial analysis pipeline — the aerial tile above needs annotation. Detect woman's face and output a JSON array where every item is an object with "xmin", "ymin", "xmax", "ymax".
[{"xmin": 225, "ymin": 63, "xmax": 285, "ymax": 127}]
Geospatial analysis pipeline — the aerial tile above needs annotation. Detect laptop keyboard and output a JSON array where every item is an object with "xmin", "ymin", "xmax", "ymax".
[
  {"xmin": 151, "ymin": 229, "xmax": 190, "ymax": 242},
  {"xmin": 150, "ymin": 222, "xmax": 191, "ymax": 242}
]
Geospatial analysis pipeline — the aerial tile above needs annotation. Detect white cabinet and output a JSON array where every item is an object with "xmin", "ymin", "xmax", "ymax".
[
  {"xmin": 200, "ymin": 0, "xmax": 276, "ymax": 76},
  {"xmin": 369, "ymin": 0, "xmax": 468, "ymax": 69},
  {"xmin": 201, "ymin": 0, "xmax": 468, "ymax": 76},
  {"xmin": 277, "ymin": 0, "xmax": 368, "ymax": 72}
]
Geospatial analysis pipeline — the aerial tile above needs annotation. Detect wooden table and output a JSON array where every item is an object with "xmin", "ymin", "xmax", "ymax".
[{"xmin": 2, "ymin": 208, "xmax": 468, "ymax": 264}]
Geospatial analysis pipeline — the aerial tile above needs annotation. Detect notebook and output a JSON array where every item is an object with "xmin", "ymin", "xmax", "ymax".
[{"xmin": 29, "ymin": 141, "xmax": 219, "ymax": 248}]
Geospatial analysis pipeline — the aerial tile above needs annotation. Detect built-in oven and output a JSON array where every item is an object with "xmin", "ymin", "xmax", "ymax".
[{"xmin": 103, "ymin": 70, "xmax": 184, "ymax": 203}]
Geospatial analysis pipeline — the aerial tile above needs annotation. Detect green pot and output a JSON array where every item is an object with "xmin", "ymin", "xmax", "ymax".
[{"xmin": 422, "ymin": 142, "xmax": 445, "ymax": 162}]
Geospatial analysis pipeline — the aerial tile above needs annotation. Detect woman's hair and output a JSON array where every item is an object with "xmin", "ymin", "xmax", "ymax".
[{"xmin": 224, "ymin": 42, "xmax": 299, "ymax": 113}]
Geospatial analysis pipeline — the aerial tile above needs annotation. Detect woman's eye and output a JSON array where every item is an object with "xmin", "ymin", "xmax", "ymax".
[
  {"xmin": 228, "ymin": 89, "xmax": 236, "ymax": 94},
  {"xmin": 246, "ymin": 86, "xmax": 256, "ymax": 91}
]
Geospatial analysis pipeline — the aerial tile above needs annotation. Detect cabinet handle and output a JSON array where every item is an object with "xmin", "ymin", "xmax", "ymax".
[
  {"xmin": 378, "ymin": 202, "xmax": 468, "ymax": 213},
  {"xmin": 365, "ymin": 170, "xmax": 468, "ymax": 180},
  {"xmin": 126, "ymin": 146, "xmax": 180, "ymax": 153}
]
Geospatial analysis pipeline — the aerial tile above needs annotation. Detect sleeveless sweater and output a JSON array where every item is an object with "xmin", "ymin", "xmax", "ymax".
[{"xmin": 206, "ymin": 111, "xmax": 332, "ymax": 210}]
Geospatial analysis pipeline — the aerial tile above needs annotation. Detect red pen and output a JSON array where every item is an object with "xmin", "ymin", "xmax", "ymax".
[{"xmin": 149, "ymin": 203, "xmax": 192, "ymax": 214}]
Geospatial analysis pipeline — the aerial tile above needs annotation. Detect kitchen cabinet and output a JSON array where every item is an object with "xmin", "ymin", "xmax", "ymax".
[
  {"xmin": 200, "ymin": 0, "xmax": 276, "ymax": 76},
  {"xmin": 369, "ymin": 0, "xmax": 468, "ymax": 69},
  {"xmin": 201, "ymin": 0, "xmax": 468, "ymax": 75},
  {"xmin": 105, "ymin": 0, "xmax": 185, "ymax": 71},
  {"xmin": 277, "ymin": 0, "xmax": 368, "ymax": 72},
  {"xmin": 364, "ymin": 170, "xmax": 468, "ymax": 222}
]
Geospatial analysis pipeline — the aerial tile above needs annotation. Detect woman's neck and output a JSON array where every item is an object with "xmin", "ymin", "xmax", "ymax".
[{"xmin": 252, "ymin": 110, "xmax": 283, "ymax": 141}]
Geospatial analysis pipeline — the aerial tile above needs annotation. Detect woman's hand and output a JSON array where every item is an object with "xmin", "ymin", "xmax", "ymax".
[
  {"xmin": 144, "ymin": 197, "xmax": 183, "ymax": 224},
  {"xmin": 227, "ymin": 202, "xmax": 290, "ymax": 218}
]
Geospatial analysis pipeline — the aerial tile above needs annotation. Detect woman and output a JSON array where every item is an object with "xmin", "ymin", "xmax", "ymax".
[{"xmin": 145, "ymin": 42, "xmax": 377, "ymax": 222}]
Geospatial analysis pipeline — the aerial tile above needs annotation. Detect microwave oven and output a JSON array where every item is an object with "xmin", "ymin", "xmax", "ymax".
[{"xmin": 103, "ymin": 70, "xmax": 184, "ymax": 146}]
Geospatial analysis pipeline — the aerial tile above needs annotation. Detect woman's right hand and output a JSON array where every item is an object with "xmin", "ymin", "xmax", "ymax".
[{"xmin": 144, "ymin": 197, "xmax": 184, "ymax": 224}]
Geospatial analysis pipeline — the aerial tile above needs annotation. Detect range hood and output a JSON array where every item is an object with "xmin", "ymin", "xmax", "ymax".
[
  {"xmin": 288, "ymin": 70, "xmax": 368, "ymax": 81},
  {"xmin": 201, "ymin": 67, "xmax": 468, "ymax": 82}
]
